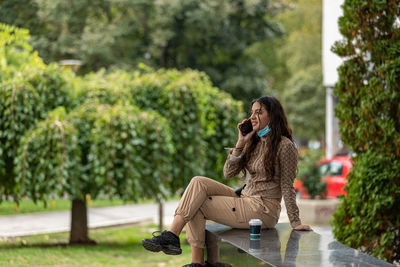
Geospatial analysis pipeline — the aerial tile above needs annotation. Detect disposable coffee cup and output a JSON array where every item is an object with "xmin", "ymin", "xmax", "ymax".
[{"xmin": 249, "ymin": 219, "xmax": 262, "ymax": 240}]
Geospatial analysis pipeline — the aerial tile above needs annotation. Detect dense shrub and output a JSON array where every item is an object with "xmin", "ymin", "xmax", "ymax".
[
  {"xmin": 128, "ymin": 69, "xmax": 244, "ymax": 190},
  {"xmin": 87, "ymin": 104, "xmax": 174, "ymax": 201},
  {"xmin": 73, "ymin": 69, "xmax": 132, "ymax": 107},
  {"xmin": 15, "ymin": 107, "xmax": 81, "ymax": 202},
  {"xmin": 332, "ymin": 152, "xmax": 400, "ymax": 261},
  {"xmin": 16, "ymin": 104, "xmax": 174, "ymax": 203},
  {"xmin": 297, "ymin": 149, "xmax": 326, "ymax": 199},
  {"xmin": 331, "ymin": 1, "xmax": 400, "ymax": 263},
  {"xmin": 0, "ymin": 65, "xmax": 73, "ymax": 199},
  {"xmin": 75, "ymin": 68, "xmax": 244, "ymax": 192},
  {"xmin": 2, "ymin": 23, "xmax": 244, "ymax": 243},
  {"xmin": 128, "ymin": 69, "xmax": 206, "ymax": 191}
]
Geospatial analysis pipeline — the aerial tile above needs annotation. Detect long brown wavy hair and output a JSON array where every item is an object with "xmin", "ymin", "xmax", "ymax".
[{"xmin": 241, "ymin": 96, "xmax": 294, "ymax": 182}]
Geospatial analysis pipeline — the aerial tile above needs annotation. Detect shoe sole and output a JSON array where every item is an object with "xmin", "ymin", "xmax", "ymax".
[
  {"xmin": 141, "ymin": 240, "xmax": 182, "ymax": 255},
  {"xmin": 142, "ymin": 239, "xmax": 161, "ymax": 252}
]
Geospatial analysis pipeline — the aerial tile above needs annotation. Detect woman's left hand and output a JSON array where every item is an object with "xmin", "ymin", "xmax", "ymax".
[{"xmin": 294, "ymin": 224, "xmax": 313, "ymax": 231}]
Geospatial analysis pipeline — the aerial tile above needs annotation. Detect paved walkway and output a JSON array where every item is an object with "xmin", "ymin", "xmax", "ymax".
[
  {"xmin": 0, "ymin": 201, "xmax": 181, "ymax": 237},
  {"xmin": 0, "ymin": 201, "xmax": 291, "ymax": 238}
]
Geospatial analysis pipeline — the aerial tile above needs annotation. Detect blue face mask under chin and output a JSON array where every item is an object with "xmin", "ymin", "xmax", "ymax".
[{"xmin": 257, "ymin": 124, "xmax": 270, "ymax": 137}]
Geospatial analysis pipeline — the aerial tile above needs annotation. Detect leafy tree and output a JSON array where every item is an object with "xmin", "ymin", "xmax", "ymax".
[
  {"xmin": 2, "ymin": 24, "xmax": 244, "ymax": 243},
  {"xmin": 0, "ymin": 1, "xmax": 43, "ymax": 40},
  {"xmin": 16, "ymin": 105, "xmax": 174, "ymax": 243},
  {"xmin": 0, "ymin": 0, "xmax": 282, "ymax": 105},
  {"xmin": 331, "ymin": 1, "xmax": 400, "ymax": 263},
  {"xmin": 0, "ymin": 23, "xmax": 44, "ymax": 82},
  {"xmin": 77, "ymin": 68, "xmax": 243, "ymax": 191},
  {"xmin": 71, "ymin": 67, "xmax": 243, "ymax": 234},
  {"xmin": 249, "ymin": 0, "xmax": 324, "ymax": 142},
  {"xmin": 284, "ymin": 65, "xmax": 325, "ymax": 141},
  {"xmin": 0, "ymin": 24, "xmax": 74, "ymax": 200},
  {"xmin": 12, "ymin": 68, "xmax": 242, "ymax": 243}
]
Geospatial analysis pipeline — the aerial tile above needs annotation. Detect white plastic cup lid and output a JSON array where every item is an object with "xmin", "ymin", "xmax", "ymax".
[{"xmin": 249, "ymin": 219, "xmax": 262, "ymax": 225}]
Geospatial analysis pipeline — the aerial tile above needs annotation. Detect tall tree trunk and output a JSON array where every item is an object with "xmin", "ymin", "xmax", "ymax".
[
  {"xmin": 69, "ymin": 198, "xmax": 96, "ymax": 244},
  {"xmin": 13, "ymin": 195, "xmax": 19, "ymax": 212}
]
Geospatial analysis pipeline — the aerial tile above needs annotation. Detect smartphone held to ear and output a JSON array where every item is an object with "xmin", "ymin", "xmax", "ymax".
[{"xmin": 239, "ymin": 120, "xmax": 253, "ymax": 136}]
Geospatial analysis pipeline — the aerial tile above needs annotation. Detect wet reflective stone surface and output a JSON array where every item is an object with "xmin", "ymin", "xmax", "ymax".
[{"xmin": 205, "ymin": 223, "xmax": 393, "ymax": 267}]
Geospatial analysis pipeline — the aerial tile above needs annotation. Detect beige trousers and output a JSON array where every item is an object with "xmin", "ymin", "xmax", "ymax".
[{"xmin": 174, "ymin": 176, "xmax": 280, "ymax": 248}]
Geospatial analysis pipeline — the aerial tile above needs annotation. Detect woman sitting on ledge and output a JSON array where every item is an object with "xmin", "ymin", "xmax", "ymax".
[{"xmin": 142, "ymin": 96, "xmax": 312, "ymax": 267}]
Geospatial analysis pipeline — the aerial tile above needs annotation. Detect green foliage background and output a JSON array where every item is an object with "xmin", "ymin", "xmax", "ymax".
[
  {"xmin": 250, "ymin": 0, "xmax": 325, "ymax": 142},
  {"xmin": 1, "ymin": 23, "xmax": 243, "ymax": 205},
  {"xmin": 0, "ymin": 0, "xmax": 328, "ymax": 145},
  {"xmin": 297, "ymin": 149, "xmax": 326, "ymax": 199},
  {"xmin": 0, "ymin": 24, "xmax": 74, "ymax": 198},
  {"xmin": 74, "ymin": 67, "xmax": 243, "ymax": 192},
  {"xmin": 15, "ymin": 104, "xmax": 175, "ymax": 203},
  {"xmin": 331, "ymin": 1, "xmax": 400, "ymax": 263},
  {"xmin": 0, "ymin": 0, "xmax": 283, "ymax": 106}
]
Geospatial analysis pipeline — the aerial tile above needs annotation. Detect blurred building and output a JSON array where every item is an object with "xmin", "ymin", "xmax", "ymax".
[{"xmin": 322, "ymin": 0, "xmax": 344, "ymax": 158}]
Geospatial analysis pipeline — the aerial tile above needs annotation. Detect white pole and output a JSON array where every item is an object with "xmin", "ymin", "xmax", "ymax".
[
  {"xmin": 326, "ymin": 87, "xmax": 333, "ymax": 159},
  {"xmin": 323, "ymin": 0, "xmax": 344, "ymax": 159}
]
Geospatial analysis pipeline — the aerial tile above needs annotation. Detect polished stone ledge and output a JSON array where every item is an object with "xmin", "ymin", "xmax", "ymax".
[{"xmin": 205, "ymin": 223, "xmax": 393, "ymax": 267}]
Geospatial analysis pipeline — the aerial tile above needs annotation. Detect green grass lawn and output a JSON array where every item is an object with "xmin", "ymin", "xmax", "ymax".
[
  {"xmin": 0, "ymin": 224, "xmax": 192, "ymax": 267},
  {"xmin": 0, "ymin": 196, "xmax": 179, "ymax": 216}
]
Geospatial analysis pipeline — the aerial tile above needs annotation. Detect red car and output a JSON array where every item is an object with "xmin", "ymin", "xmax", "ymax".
[{"xmin": 294, "ymin": 155, "xmax": 353, "ymax": 199}]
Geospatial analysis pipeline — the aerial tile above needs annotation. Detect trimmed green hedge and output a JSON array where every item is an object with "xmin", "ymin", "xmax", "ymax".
[
  {"xmin": 128, "ymin": 69, "xmax": 243, "ymax": 190},
  {"xmin": 2, "ymin": 23, "xmax": 244, "ymax": 206},
  {"xmin": 16, "ymin": 104, "xmax": 174, "ymax": 203},
  {"xmin": 15, "ymin": 107, "xmax": 80, "ymax": 202},
  {"xmin": 87, "ymin": 104, "xmax": 174, "ymax": 201},
  {"xmin": 75, "ymin": 68, "xmax": 243, "ymax": 192},
  {"xmin": 331, "ymin": 1, "xmax": 400, "ymax": 263},
  {"xmin": 0, "ymin": 65, "xmax": 73, "ymax": 199},
  {"xmin": 2, "ymin": 23, "xmax": 244, "ymax": 243}
]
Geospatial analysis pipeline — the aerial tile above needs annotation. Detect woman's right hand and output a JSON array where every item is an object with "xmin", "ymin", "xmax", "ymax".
[{"xmin": 236, "ymin": 119, "xmax": 256, "ymax": 148}]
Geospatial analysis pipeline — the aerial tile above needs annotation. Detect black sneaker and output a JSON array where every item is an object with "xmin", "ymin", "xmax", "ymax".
[
  {"xmin": 182, "ymin": 263, "xmax": 205, "ymax": 267},
  {"xmin": 142, "ymin": 230, "xmax": 182, "ymax": 255},
  {"xmin": 205, "ymin": 261, "xmax": 232, "ymax": 267}
]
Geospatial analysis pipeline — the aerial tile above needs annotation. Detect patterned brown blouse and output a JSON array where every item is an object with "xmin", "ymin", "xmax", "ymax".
[{"xmin": 223, "ymin": 135, "xmax": 301, "ymax": 228}]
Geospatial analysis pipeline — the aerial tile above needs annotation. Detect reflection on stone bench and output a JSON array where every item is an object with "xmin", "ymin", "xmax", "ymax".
[{"xmin": 205, "ymin": 223, "xmax": 393, "ymax": 267}]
